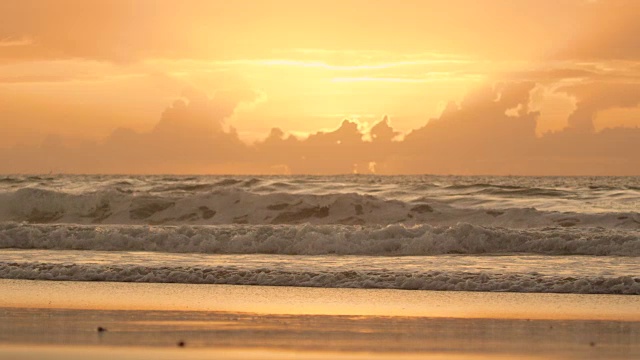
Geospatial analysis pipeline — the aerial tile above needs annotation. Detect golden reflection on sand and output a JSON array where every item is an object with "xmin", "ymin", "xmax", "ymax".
[
  {"xmin": 1, "ymin": 279, "xmax": 638, "ymax": 321},
  {"xmin": 0, "ymin": 345, "xmax": 545, "ymax": 360}
]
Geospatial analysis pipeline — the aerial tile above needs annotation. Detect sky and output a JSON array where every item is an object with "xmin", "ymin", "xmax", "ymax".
[{"xmin": 0, "ymin": 0, "xmax": 639, "ymax": 175}]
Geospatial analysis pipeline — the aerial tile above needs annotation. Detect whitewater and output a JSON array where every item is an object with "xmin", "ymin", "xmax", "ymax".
[{"xmin": 0, "ymin": 175, "xmax": 638, "ymax": 294}]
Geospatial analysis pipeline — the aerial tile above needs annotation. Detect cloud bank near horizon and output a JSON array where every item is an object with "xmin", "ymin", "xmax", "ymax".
[{"xmin": 1, "ymin": 81, "xmax": 638, "ymax": 176}]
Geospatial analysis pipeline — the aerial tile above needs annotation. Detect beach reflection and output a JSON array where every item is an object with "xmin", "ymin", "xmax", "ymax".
[
  {"xmin": 1, "ymin": 280, "xmax": 639, "ymax": 321},
  {"xmin": 0, "ymin": 308, "xmax": 638, "ymax": 359}
]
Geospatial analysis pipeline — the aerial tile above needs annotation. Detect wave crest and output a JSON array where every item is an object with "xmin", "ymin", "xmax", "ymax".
[
  {"xmin": 1, "ymin": 187, "xmax": 638, "ymax": 228},
  {"xmin": 1, "ymin": 222, "xmax": 638, "ymax": 256},
  {"xmin": 1, "ymin": 262, "xmax": 638, "ymax": 294}
]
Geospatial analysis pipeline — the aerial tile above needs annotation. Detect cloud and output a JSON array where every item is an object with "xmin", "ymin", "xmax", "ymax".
[
  {"xmin": 0, "ymin": 86, "xmax": 258, "ymax": 174},
  {"xmin": 248, "ymin": 81, "xmax": 639, "ymax": 175},
  {"xmin": 0, "ymin": 74, "xmax": 98, "ymax": 84},
  {"xmin": 2, "ymin": 0, "xmax": 631, "ymax": 64},
  {"xmin": 394, "ymin": 83, "xmax": 539, "ymax": 174},
  {"xmin": 255, "ymin": 81, "xmax": 638, "ymax": 175},
  {"xmin": 556, "ymin": 0, "xmax": 640, "ymax": 61},
  {"xmin": 0, "ymin": 36, "xmax": 34, "ymax": 47},
  {"xmin": 559, "ymin": 82, "xmax": 640, "ymax": 133},
  {"xmin": 500, "ymin": 68, "xmax": 597, "ymax": 83},
  {"xmin": 100, "ymin": 87, "xmax": 260, "ymax": 173},
  {"xmin": 0, "ymin": 1, "xmax": 188, "ymax": 63},
  {"xmin": 153, "ymin": 87, "xmax": 256, "ymax": 137},
  {"xmin": 1, "ymin": 80, "xmax": 639, "ymax": 175}
]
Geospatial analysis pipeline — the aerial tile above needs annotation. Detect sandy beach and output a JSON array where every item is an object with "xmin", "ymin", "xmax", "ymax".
[{"xmin": 1, "ymin": 279, "xmax": 639, "ymax": 359}]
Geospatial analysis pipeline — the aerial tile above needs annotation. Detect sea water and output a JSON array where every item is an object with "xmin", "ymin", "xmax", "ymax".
[{"xmin": 0, "ymin": 175, "xmax": 638, "ymax": 294}]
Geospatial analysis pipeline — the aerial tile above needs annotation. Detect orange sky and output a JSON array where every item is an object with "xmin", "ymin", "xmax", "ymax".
[{"xmin": 0, "ymin": 0, "xmax": 639, "ymax": 174}]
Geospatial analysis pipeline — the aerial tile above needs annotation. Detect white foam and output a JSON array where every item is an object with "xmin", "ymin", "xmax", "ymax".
[
  {"xmin": 1, "ymin": 175, "xmax": 637, "ymax": 295},
  {"xmin": 1, "ymin": 222, "xmax": 638, "ymax": 256},
  {"xmin": 0, "ymin": 187, "xmax": 638, "ymax": 229},
  {"xmin": 1, "ymin": 261, "xmax": 638, "ymax": 294}
]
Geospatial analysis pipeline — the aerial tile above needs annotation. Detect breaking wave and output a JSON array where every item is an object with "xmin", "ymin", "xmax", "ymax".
[
  {"xmin": 1, "ymin": 222, "xmax": 638, "ymax": 256},
  {"xmin": 1, "ymin": 261, "xmax": 638, "ymax": 294},
  {"xmin": 0, "ymin": 187, "xmax": 639, "ymax": 228},
  {"xmin": 0, "ymin": 175, "xmax": 638, "ymax": 295}
]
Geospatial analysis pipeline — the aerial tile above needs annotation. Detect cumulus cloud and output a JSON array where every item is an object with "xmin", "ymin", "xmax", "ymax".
[
  {"xmin": 0, "ymin": 80, "xmax": 639, "ymax": 175},
  {"xmin": 382, "ymin": 83, "xmax": 536, "ymax": 174},
  {"xmin": 0, "ymin": 87, "xmax": 257, "ymax": 174},
  {"xmin": 559, "ymin": 83, "xmax": 640, "ymax": 133}
]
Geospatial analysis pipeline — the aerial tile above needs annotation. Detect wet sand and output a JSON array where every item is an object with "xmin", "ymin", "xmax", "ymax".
[{"xmin": 0, "ymin": 279, "xmax": 639, "ymax": 359}]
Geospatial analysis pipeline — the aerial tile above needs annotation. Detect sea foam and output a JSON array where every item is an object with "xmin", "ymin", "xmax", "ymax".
[
  {"xmin": 1, "ymin": 261, "xmax": 638, "ymax": 294},
  {"xmin": 1, "ymin": 175, "xmax": 638, "ymax": 295},
  {"xmin": 1, "ymin": 187, "xmax": 638, "ymax": 229},
  {"xmin": 1, "ymin": 222, "xmax": 638, "ymax": 256}
]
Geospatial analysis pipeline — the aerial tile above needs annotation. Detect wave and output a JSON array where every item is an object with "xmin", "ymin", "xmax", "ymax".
[
  {"xmin": 445, "ymin": 183, "xmax": 525, "ymax": 190},
  {"xmin": 476, "ymin": 187, "xmax": 573, "ymax": 198},
  {"xmin": 1, "ymin": 261, "xmax": 637, "ymax": 294},
  {"xmin": 1, "ymin": 187, "xmax": 638, "ymax": 228},
  {"xmin": 1, "ymin": 222, "xmax": 638, "ymax": 256},
  {"xmin": 444, "ymin": 183, "xmax": 572, "ymax": 196}
]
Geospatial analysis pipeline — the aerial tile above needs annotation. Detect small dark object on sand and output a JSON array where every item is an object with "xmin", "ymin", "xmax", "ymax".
[
  {"xmin": 97, "ymin": 327, "xmax": 107, "ymax": 333},
  {"xmin": 590, "ymin": 341, "xmax": 596, "ymax": 347},
  {"xmin": 177, "ymin": 341, "xmax": 185, "ymax": 347}
]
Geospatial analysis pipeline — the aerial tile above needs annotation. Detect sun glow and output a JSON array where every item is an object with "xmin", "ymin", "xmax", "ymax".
[{"xmin": 0, "ymin": 0, "xmax": 639, "ymax": 174}]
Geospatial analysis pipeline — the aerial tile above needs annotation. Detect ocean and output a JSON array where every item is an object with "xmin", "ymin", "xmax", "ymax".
[{"xmin": 0, "ymin": 175, "xmax": 638, "ymax": 294}]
